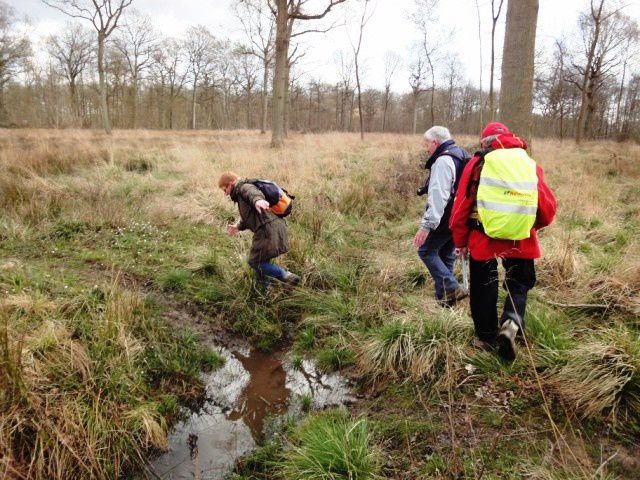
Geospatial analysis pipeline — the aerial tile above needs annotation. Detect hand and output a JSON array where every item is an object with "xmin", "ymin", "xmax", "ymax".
[
  {"xmin": 227, "ymin": 224, "xmax": 239, "ymax": 236},
  {"xmin": 455, "ymin": 246, "xmax": 468, "ymax": 257},
  {"xmin": 254, "ymin": 199, "xmax": 270, "ymax": 213},
  {"xmin": 412, "ymin": 228, "xmax": 429, "ymax": 249}
]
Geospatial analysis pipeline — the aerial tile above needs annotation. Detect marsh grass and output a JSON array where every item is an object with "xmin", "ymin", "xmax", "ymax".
[
  {"xmin": 2, "ymin": 129, "xmax": 640, "ymax": 478},
  {"xmin": 0, "ymin": 279, "xmax": 222, "ymax": 479},
  {"xmin": 279, "ymin": 409, "xmax": 380, "ymax": 480},
  {"xmin": 357, "ymin": 311, "xmax": 473, "ymax": 387},
  {"xmin": 549, "ymin": 327, "xmax": 640, "ymax": 422}
]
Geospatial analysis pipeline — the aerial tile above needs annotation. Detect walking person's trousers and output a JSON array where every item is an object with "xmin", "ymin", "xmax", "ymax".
[{"xmin": 469, "ymin": 257, "xmax": 536, "ymax": 342}]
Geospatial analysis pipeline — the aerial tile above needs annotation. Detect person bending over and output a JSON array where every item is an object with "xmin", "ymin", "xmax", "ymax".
[{"xmin": 219, "ymin": 171, "xmax": 299, "ymax": 290}]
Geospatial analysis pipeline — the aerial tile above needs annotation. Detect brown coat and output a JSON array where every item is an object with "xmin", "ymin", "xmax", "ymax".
[{"xmin": 232, "ymin": 181, "xmax": 289, "ymax": 264}]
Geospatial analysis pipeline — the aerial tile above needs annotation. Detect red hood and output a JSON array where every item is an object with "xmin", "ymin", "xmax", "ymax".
[{"xmin": 487, "ymin": 132, "xmax": 528, "ymax": 151}]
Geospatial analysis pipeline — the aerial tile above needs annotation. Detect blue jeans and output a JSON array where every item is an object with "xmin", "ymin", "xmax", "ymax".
[
  {"xmin": 417, "ymin": 229, "xmax": 459, "ymax": 299},
  {"xmin": 248, "ymin": 260, "xmax": 286, "ymax": 290}
]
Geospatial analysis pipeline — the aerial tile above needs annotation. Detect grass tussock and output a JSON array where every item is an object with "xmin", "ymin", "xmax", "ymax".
[
  {"xmin": 279, "ymin": 409, "xmax": 380, "ymax": 480},
  {"xmin": 548, "ymin": 327, "xmax": 640, "ymax": 422},
  {"xmin": 356, "ymin": 312, "xmax": 473, "ymax": 387}
]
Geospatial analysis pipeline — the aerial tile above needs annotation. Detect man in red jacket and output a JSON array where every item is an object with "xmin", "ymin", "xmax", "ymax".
[{"xmin": 449, "ymin": 122, "xmax": 557, "ymax": 361}]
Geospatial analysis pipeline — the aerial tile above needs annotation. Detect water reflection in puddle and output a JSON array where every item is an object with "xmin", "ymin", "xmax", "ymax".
[{"xmin": 147, "ymin": 345, "xmax": 352, "ymax": 479}]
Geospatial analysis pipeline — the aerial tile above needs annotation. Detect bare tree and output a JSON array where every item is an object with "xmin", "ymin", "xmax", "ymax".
[
  {"xmin": 412, "ymin": 0, "xmax": 440, "ymax": 126},
  {"xmin": 283, "ymin": 45, "xmax": 304, "ymax": 136},
  {"xmin": 382, "ymin": 51, "xmax": 401, "ymax": 132},
  {"xmin": 474, "ymin": 0, "xmax": 483, "ymax": 129},
  {"xmin": 42, "ymin": 0, "xmax": 134, "ymax": 134},
  {"xmin": 349, "ymin": 0, "xmax": 374, "ymax": 140},
  {"xmin": 151, "ymin": 38, "xmax": 188, "ymax": 129},
  {"xmin": 0, "ymin": 1, "xmax": 31, "ymax": 124},
  {"xmin": 267, "ymin": 0, "xmax": 346, "ymax": 148},
  {"xmin": 46, "ymin": 23, "xmax": 94, "ymax": 122},
  {"xmin": 488, "ymin": 0, "xmax": 505, "ymax": 119},
  {"xmin": 235, "ymin": 0, "xmax": 275, "ymax": 134},
  {"xmin": 184, "ymin": 25, "xmax": 218, "ymax": 130},
  {"xmin": 105, "ymin": 43, "xmax": 128, "ymax": 125},
  {"xmin": 569, "ymin": 0, "xmax": 625, "ymax": 143},
  {"xmin": 113, "ymin": 9, "xmax": 157, "ymax": 128},
  {"xmin": 408, "ymin": 55, "xmax": 426, "ymax": 134},
  {"xmin": 334, "ymin": 50, "xmax": 355, "ymax": 131},
  {"xmin": 444, "ymin": 54, "xmax": 463, "ymax": 126},
  {"xmin": 552, "ymin": 39, "xmax": 568, "ymax": 140},
  {"xmin": 236, "ymin": 47, "xmax": 260, "ymax": 129},
  {"xmin": 614, "ymin": 18, "xmax": 639, "ymax": 136},
  {"xmin": 499, "ymin": 0, "xmax": 538, "ymax": 142},
  {"xmin": 214, "ymin": 43, "xmax": 241, "ymax": 129},
  {"xmin": 361, "ymin": 87, "xmax": 379, "ymax": 131}
]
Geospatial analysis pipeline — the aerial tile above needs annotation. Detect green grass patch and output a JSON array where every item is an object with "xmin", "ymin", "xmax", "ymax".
[{"xmin": 279, "ymin": 409, "xmax": 380, "ymax": 480}]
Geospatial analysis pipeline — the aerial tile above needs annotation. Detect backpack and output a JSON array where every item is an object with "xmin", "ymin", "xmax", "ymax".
[
  {"xmin": 421, "ymin": 147, "xmax": 471, "ymax": 198},
  {"xmin": 250, "ymin": 179, "xmax": 295, "ymax": 218},
  {"xmin": 474, "ymin": 148, "xmax": 538, "ymax": 240},
  {"xmin": 445, "ymin": 148, "xmax": 472, "ymax": 194}
]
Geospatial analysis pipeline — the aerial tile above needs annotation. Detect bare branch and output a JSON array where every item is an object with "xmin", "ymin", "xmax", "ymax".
[{"xmin": 289, "ymin": 0, "xmax": 347, "ymax": 20}]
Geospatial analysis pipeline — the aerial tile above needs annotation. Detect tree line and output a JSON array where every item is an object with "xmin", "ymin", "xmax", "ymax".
[{"xmin": 0, "ymin": 0, "xmax": 638, "ymax": 142}]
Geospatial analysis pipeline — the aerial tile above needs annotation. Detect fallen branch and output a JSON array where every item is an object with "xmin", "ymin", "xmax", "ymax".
[{"xmin": 540, "ymin": 299, "xmax": 609, "ymax": 311}]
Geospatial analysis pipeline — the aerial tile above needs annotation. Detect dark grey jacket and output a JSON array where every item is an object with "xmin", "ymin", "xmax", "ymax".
[{"xmin": 231, "ymin": 180, "xmax": 289, "ymax": 264}]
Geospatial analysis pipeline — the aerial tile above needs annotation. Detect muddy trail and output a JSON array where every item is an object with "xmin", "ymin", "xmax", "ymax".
[{"xmin": 143, "ymin": 303, "xmax": 355, "ymax": 480}]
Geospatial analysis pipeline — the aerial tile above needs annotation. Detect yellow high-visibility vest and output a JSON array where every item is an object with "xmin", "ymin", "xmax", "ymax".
[{"xmin": 476, "ymin": 148, "xmax": 538, "ymax": 240}]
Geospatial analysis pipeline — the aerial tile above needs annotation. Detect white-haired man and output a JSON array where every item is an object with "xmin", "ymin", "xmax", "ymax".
[{"xmin": 412, "ymin": 126, "xmax": 470, "ymax": 306}]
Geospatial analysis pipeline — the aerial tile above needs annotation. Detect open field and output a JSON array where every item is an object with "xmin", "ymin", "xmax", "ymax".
[{"xmin": 1, "ymin": 129, "xmax": 639, "ymax": 479}]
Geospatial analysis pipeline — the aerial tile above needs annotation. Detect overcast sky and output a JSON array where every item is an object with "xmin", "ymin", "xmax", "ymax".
[{"xmin": 7, "ymin": 0, "xmax": 640, "ymax": 93}]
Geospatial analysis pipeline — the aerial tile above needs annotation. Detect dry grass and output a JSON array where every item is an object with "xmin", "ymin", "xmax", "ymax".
[
  {"xmin": 0, "ymin": 285, "xmax": 168, "ymax": 479},
  {"xmin": 356, "ymin": 311, "xmax": 473, "ymax": 388},
  {"xmin": 1, "ymin": 128, "xmax": 639, "ymax": 477},
  {"xmin": 548, "ymin": 328, "xmax": 640, "ymax": 421}
]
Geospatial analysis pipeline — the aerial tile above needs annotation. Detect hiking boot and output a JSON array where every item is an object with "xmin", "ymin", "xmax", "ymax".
[
  {"xmin": 471, "ymin": 337, "xmax": 494, "ymax": 351},
  {"xmin": 281, "ymin": 271, "xmax": 300, "ymax": 286},
  {"xmin": 442, "ymin": 287, "xmax": 469, "ymax": 307},
  {"xmin": 497, "ymin": 319, "xmax": 518, "ymax": 361}
]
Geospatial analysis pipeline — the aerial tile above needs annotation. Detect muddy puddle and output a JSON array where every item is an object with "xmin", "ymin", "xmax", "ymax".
[{"xmin": 146, "ymin": 343, "xmax": 353, "ymax": 479}]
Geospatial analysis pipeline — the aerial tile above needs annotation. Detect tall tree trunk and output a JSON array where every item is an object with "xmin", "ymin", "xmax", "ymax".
[
  {"xmin": 261, "ymin": 58, "xmax": 269, "ymax": 134},
  {"xmin": 191, "ymin": 77, "xmax": 197, "ymax": 129},
  {"xmin": 475, "ymin": 0, "xmax": 484, "ymax": 131},
  {"xmin": 246, "ymin": 89, "xmax": 252, "ymax": 129},
  {"xmin": 499, "ymin": 0, "xmax": 538, "ymax": 144},
  {"xmin": 489, "ymin": 0, "xmax": 504, "ymax": 120},
  {"xmin": 97, "ymin": 34, "xmax": 112, "ymax": 134},
  {"xmin": 382, "ymin": 87, "xmax": 390, "ymax": 132},
  {"xmin": 348, "ymin": 93, "xmax": 355, "ymax": 131},
  {"xmin": 355, "ymin": 66, "xmax": 364, "ymax": 139},
  {"xmin": 271, "ymin": 0, "xmax": 289, "ymax": 147},
  {"xmin": 412, "ymin": 94, "xmax": 418, "ymax": 134},
  {"xmin": 169, "ymin": 85, "xmax": 175, "ymax": 129},
  {"xmin": 283, "ymin": 62, "xmax": 291, "ymax": 137},
  {"xmin": 576, "ymin": 0, "xmax": 604, "ymax": 144},
  {"xmin": 489, "ymin": 24, "xmax": 496, "ymax": 119},
  {"xmin": 131, "ymin": 76, "xmax": 138, "ymax": 129},
  {"xmin": 69, "ymin": 78, "xmax": 79, "ymax": 121},
  {"xmin": 615, "ymin": 58, "xmax": 627, "ymax": 135},
  {"xmin": 307, "ymin": 90, "xmax": 312, "ymax": 130}
]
